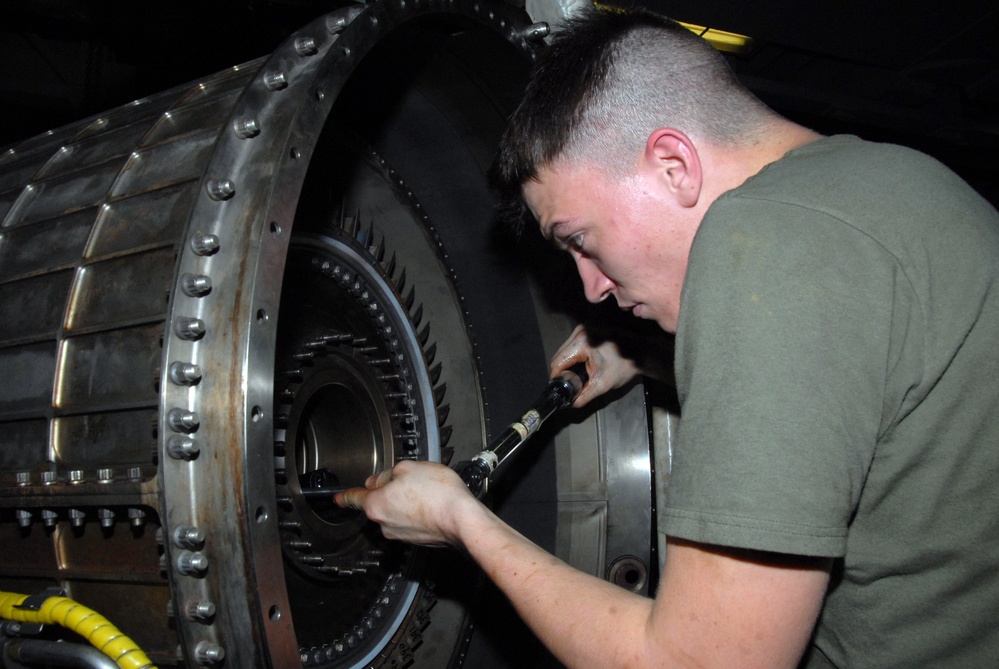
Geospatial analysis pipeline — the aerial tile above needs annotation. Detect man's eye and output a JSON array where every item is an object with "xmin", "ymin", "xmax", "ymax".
[{"xmin": 567, "ymin": 234, "xmax": 584, "ymax": 252}]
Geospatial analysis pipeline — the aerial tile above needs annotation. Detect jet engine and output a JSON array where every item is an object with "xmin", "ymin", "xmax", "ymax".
[{"xmin": 0, "ymin": 1, "xmax": 657, "ymax": 666}]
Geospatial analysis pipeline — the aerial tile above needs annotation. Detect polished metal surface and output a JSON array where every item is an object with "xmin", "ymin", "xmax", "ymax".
[{"xmin": 0, "ymin": 1, "xmax": 657, "ymax": 667}]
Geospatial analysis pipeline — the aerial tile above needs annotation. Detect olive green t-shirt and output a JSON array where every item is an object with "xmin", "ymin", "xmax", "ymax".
[{"xmin": 664, "ymin": 135, "xmax": 999, "ymax": 667}]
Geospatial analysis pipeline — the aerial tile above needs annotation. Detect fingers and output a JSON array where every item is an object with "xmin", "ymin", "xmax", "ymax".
[
  {"xmin": 334, "ymin": 487, "xmax": 367, "ymax": 511},
  {"xmin": 549, "ymin": 324, "xmax": 589, "ymax": 376}
]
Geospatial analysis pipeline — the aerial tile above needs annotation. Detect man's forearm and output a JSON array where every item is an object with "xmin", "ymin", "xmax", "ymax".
[{"xmin": 456, "ymin": 505, "xmax": 658, "ymax": 669}]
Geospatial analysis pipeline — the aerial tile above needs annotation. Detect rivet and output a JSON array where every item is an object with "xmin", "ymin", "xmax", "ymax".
[
  {"xmin": 194, "ymin": 641, "xmax": 225, "ymax": 665},
  {"xmin": 181, "ymin": 274, "xmax": 212, "ymax": 297},
  {"xmin": 167, "ymin": 435, "xmax": 200, "ymax": 460},
  {"xmin": 169, "ymin": 361, "xmax": 203, "ymax": 386},
  {"xmin": 168, "ymin": 409, "xmax": 200, "ymax": 433},
  {"xmin": 206, "ymin": 178, "xmax": 235, "ymax": 201},
  {"xmin": 263, "ymin": 71, "xmax": 288, "ymax": 90},
  {"xmin": 233, "ymin": 117, "xmax": 260, "ymax": 139},
  {"xmin": 295, "ymin": 36, "xmax": 319, "ymax": 56},
  {"xmin": 190, "ymin": 233, "xmax": 220, "ymax": 256},
  {"xmin": 175, "ymin": 317, "xmax": 206, "ymax": 341}
]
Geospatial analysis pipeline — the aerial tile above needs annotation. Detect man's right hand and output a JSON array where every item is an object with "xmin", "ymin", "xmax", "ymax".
[{"xmin": 549, "ymin": 324, "xmax": 641, "ymax": 408}]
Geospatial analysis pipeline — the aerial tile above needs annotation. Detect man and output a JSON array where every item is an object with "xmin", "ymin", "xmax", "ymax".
[{"xmin": 338, "ymin": 7, "xmax": 999, "ymax": 667}]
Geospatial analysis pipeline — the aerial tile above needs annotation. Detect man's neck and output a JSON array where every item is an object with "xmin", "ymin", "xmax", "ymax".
[{"xmin": 699, "ymin": 122, "xmax": 823, "ymax": 203}]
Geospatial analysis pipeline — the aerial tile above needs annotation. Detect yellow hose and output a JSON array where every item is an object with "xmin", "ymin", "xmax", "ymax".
[{"xmin": 0, "ymin": 590, "xmax": 157, "ymax": 669}]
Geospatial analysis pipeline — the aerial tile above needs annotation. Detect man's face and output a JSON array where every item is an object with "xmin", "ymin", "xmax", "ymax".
[{"xmin": 522, "ymin": 160, "xmax": 698, "ymax": 333}]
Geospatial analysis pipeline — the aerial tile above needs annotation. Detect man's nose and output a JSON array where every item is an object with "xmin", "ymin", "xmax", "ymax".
[{"xmin": 577, "ymin": 258, "xmax": 613, "ymax": 304}]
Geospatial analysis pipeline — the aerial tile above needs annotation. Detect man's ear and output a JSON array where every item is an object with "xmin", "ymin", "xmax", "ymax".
[{"xmin": 642, "ymin": 128, "xmax": 702, "ymax": 208}]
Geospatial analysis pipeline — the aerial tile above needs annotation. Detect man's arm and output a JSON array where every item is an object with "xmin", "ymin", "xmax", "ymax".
[{"xmin": 340, "ymin": 462, "xmax": 831, "ymax": 669}]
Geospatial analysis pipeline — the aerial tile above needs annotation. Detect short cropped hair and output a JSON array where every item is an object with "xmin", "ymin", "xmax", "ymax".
[{"xmin": 491, "ymin": 5, "xmax": 774, "ymax": 229}]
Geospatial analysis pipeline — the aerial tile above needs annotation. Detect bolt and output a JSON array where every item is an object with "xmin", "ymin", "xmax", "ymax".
[
  {"xmin": 194, "ymin": 641, "xmax": 225, "ymax": 665},
  {"xmin": 97, "ymin": 468, "xmax": 114, "ymax": 483},
  {"xmin": 263, "ymin": 71, "xmax": 288, "ymax": 90},
  {"xmin": 40, "ymin": 470, "xmax": 56, "ymax": 485},
  {"xmin": 169, "ymin": 361, "xmax": 203, "ymax": 386},
  {"xmin": 167, "ymin": 435, "xmax": 200, "ymax": 460},
  {"xmin": 175, "ymin": 317, "xmax": 206, "ymax": 340},
  {"xmin": 185, "ymin": 599, "xmax": 216, "ymax": 622},
  {"xmin": 128, "ymin": 508, "xmax": 146, "ymax": 528},
  {"xmin": 16, "ymin": 509, "xmax": 32, "ymax": 528},
  {"xmin": 206, "ymin": 178, "xmax": 235, "ymax": 201},
  {"xmin": 98, "ymin": 508, "xmax": 115, "ymax": 528},
  {"xmin": 168, "ymin": 408, "xmax": 200, "ymax": 433},
  {"xmin": 15, "ymin": 471, "xmax": 30, "ymax": 485},
  {"xmin": 285, "ymin": 539, "xmax": 312, "ymax": 551},
  {"xmin": 69, "ymin": 509, "xmax": 86, "ymax": 527},
  {"xmin": 68, "ymin": 469, "xmax": 84, "ymax": 484},
  {"xmin": 233, "ymin": 117, "xmax": 260, "ymax": 139},
  {"xmin": 295, "ymin": 36, "xmax": 318, "ymax": 56},
  {"xmin": 190, "ymin": 233, "xmax": 220, "ymax": 256},
  {"xmin": 181, "ymin": 274, "xmax": 212, "ymax": 297},
  {"xmin": 176, "ymin": 550, "xmax": 209, "ymax": 576},
  {"xmin": 173, "ymin": 525, "xmax": 206, "ymax": 549},
  {"xmin": 127, "ymin": 467, "xmax": 142, "ymax": 482}
]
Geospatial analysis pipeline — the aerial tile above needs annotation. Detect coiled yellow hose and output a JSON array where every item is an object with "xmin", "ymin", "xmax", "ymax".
[{"xmin": 0, "ymin": 590, "xmax": 156, "ymax": 669}]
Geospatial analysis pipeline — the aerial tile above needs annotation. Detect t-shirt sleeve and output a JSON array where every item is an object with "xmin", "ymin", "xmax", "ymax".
[{"xmin": 662, "ymin": 196, "xmax": 896, "ymax": 557}]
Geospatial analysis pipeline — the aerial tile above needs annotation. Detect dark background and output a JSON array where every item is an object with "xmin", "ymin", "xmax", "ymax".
[{"xmin": 1, "ymin": 0, "xmax": 997, "ymax": 205}]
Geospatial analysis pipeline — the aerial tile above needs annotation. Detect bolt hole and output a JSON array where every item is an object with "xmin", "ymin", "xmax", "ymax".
[
  {"xmin": 269, "ymin": 605, "xmax": 282, "ymax": 622},
  {"xmin": 252, "ymin": 406, "xmax": 264, "ymax": 422},
  {"xmin": 290, "ymin": 147, "xmax": 301, "ymax": 161},
  {"xmin": 257, "ymin": 309, "xmax": 268, "ymax": 323},
  {"xmin": 315, "ymin": 89, "xmax": 325, "ymax": 101},
  {"xmin": 255, "ymin": 506, "xmax": 269, "ymax": 523},
  {"xmin": 624, "ymin": 569, "xmax": 641, "ymax": 585},
  {"xmin": 270, "ymin": 221, "xmax": 282, "ymax": 236}
]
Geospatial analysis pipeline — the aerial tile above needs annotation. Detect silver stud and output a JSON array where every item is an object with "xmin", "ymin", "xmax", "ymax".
[
  {"xmin": 173, "ymin": 525, "xmax": 206, "ymax": 549},
  {"xmin": 181, "ymin": 274, "xmax": 212, "ymax": 297},
  {"xmin": 176, "ymin": 550, "xmax": 209, "ymax": 576},
  {"xmin": 175, "ymin": 317, "xmax": 206, "ymax": 340},
  {"xmin": 167, "ymin": 436, "xmax": 200, "ymax": 460},
  {"xmin": 169, "ymin": 361, "xmax": 203, "ymax": 386},
  {"xmin": 263, "ymin": 71, "xmax": 288, "ymax": 90},
  {"xmin": 168, "ymin": 409, "xmax": 200, "ymax": 433},
  {"xmin": 206, "ymin": 179, "xmax": 235, "ymax": 201},
  {"xmin": 185, "ymin": 599, "xmax": 217, "ymax": 622},
  {"xmin": 233, "ymin": 118, "xmax": 260, "ymax": 139},
  {"xmin": 190, "ymin": 233, "xmax": 220, "ymax": 256},
  {"xmin": 295, "ymin": 36, "xmax": 319, "ymax": 56},
  {"xmin": 194, "ymin": 641, "xmax": 225, "ymax": 665}
]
